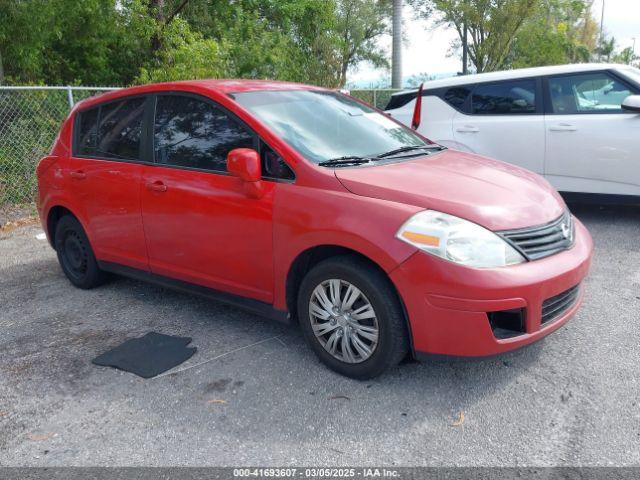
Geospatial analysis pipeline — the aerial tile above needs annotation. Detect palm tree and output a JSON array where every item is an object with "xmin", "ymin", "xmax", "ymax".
[{"xmin": 391, "ymin": 0, "xmax": 402, "ymax": 88}]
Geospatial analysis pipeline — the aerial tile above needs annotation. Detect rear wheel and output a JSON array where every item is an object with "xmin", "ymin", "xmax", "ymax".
[
  {"xmin": 54, "ymin": 215, "xmax": 107, "ymax": 289},
  {"xmin": 297, "ymin": 255, "xmax": 409, "ymax": 379}
]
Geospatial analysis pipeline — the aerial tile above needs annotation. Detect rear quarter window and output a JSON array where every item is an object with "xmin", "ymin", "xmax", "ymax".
[
  {"xmin": 74, "ymin": 96, "xmax": 146, "ymax": 161},
  {"xmin": 443, "ymin": 87, "xmax": 471, "ymax": 111},
  {"xmin": 385, "ymin": 91, "xmax": 418, "ymax": 110},
  {"xmin": 76, "ymin": 107, "xmax": 99, "ymax": 156},
  {"xmin": 385, "ymin": 86, "xmax": 474, "ymax": 113}
]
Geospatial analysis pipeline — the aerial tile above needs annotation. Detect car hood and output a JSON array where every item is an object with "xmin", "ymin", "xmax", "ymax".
[{"xmin": 334, "ymin": 149, "xmax": 566, "ymax": 231}]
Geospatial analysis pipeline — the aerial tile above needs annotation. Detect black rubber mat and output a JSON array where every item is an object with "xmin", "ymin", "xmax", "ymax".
[{"xmin": 92, "ymin": 332, "xmax": 196, "ymax": 378}]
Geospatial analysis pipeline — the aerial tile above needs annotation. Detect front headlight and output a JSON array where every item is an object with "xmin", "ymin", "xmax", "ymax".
[{"xmin": 396, "ymin": 210, "xmax": 526, "ymax": 268}]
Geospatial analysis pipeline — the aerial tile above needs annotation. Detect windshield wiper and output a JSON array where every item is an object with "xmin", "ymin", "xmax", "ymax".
[
  {"xmin": 318, "ymin": 145, "xmax": 445, "ymax": 167},
  {"xmin": 376, "ymin": 144, "xmax": 445, "ymax": 159},
  {"xmin": 318, "ymin": 156, "xmax": 375, "ymax": 167}
]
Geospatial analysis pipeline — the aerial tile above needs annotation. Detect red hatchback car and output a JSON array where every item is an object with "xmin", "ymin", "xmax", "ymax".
[{"xmin": 37, "ymin": 80, "xmax": 593, "ymax": 379}]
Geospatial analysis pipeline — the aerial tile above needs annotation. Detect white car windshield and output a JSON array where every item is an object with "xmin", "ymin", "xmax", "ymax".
[
  {"xmin": 622, "ymin": 67, "xmax": 640, "ymax": 85},
  {"xmin": 233, "ymin": 90, "xmax": 430, "ymax": 164}
]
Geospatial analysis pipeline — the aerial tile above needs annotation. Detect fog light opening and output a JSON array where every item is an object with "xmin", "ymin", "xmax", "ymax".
[{"xmin": 487, "ymin": 308, "xmax": 526, "ymax": 339}]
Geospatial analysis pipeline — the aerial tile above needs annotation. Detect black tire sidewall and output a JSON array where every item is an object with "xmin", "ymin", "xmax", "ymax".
[
  {"xmin": 297, "ymin": 256, "xmax": 408, "ymax": 379},
  {"xmin": 54, "ymin": 216, "xmax": 104, "ymax": 289}
]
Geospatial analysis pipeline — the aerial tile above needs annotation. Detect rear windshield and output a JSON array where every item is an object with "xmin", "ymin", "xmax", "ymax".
[{"xmin": 233, "ymin": 90, "xmax": 428, "ymax": 164}]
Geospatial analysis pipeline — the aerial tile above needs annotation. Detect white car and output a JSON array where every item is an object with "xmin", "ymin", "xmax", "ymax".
[{"xmin": 385, "ymin": 64, "xmax": 640, "ymax": 201}]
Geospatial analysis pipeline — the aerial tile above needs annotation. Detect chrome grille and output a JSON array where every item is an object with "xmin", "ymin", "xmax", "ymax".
[
  {"xmin": 541, "ymin": 284, "xmax": 580, "ymax": 324},
  {"xmin": 498, "ymin": 211, "xmax": 574, "ymax": 261}
]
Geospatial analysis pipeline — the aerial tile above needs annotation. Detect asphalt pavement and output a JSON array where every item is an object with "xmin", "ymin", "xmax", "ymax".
[{"xmin": 0, "ymin": 204, "xmax": 638, "ymax": 466}]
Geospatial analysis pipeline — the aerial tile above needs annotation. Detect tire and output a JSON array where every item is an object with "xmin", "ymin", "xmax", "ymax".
[
  {"xmin": 54, "ymin": 215, "xmax": 107, "ymax": 289},
  {"xmin": 297, "ymin": 255, "xmax": 409, "ymax": 379}
]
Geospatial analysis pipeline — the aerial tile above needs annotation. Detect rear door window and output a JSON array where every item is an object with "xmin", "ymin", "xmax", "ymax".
[
  {"xmin": 96, "ymin": 97, "xmax": 146, "ymax": 160},
  {"xmin": 153, "ymin": 95, "xmax": 256, "ymax": 172},
  {"xmin": 471, "ymin": 80, "xmax": 537, "ymax": 115}
]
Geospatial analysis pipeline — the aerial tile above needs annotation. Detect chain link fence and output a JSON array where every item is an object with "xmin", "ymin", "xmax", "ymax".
[
  {"xmin": 0, "ymin": 86, "xmax": 117, "ymax": 220},
  {"xmin": 0, "ymin": 86, "xmax": 397, "ymax": 221}
]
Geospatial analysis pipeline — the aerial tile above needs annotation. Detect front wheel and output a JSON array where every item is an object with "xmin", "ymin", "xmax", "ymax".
[{"xmin": 297, "ymin": 256, "xmax": 409, "ymax": 379}]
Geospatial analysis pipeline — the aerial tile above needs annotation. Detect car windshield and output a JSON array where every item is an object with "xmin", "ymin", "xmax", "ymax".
[
  {"xmin": 232, "ymin": 90, "xmax": 430, "ymax": 164},
  {"xmin": 622, "ymin": 67, "xmax": 640, "ymax": 85}
]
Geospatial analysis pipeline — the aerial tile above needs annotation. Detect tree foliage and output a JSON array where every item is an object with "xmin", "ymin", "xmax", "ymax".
[
  {"xmin": 508, "ymin": 0, "xmax": 598, "ymax": 68},
  {"xmin": 0, "ymin": 0, "xmax": 391, "ymax": 87},
  {"xmin": 136, "ymin": 19, "xmax": 228, "ymax": 83},
  {"xmin": 0, "ymin": 0, "xmax": 143, "ymax": 85},
  {"xmin": 333, "ymin": 0, "xmax": 392, "ymax": 86},
  {"xmin": 411, "ymin": 0, "xmax": 539, "ymax": 73},
  {"xmin": 614, "ymin": 47, "xmax": 639, "ymax": 67},
  {"xmin": 410, "ymin": 0, "xmax": 614, "ymax": 72}
]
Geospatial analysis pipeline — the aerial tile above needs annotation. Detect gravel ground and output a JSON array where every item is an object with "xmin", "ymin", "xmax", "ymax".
[
  {"xmin": 0, "ymin": 204, "xmax": 37, "ymax": 229},
  {"xmin": 0, "ymin": 204, "xmax": 638, "ymax": 467}
]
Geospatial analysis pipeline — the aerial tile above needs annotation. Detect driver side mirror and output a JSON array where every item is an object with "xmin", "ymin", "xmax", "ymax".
[
  {"xmin": 621, "ymin": 95, "xmax": 640, "ymax": 113},
  {"xmin": 227, "ymin": 148, "xmax": 264, "ymax": 198}
]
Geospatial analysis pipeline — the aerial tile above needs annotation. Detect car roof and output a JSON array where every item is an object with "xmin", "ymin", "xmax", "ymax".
[
  {"xmin": 390, "ymin": 63, "xmax": 629, "ymax": 97},
  {"xmin": 73, "ymin": 79, "xmax": 324, "ymax": 111},
  {"xmin": 159, "ymin": 79, "xmax": 324, "ymax": 93}
]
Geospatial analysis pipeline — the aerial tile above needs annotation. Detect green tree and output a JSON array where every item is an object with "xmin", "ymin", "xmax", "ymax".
[
  {"xmin": 179, "ymin": 0, "xmax": 391, "ymax": 87},
  {"xmin": 0, "ymin": 0, "xmax": 392, "ymax": 87},
  {"xmin": 596, "ymin": 35, "xmax": 616, "ymax": 62},
  {"xmin": 411, "ymin": 0, "xmax": 539, "ymax": 73},
  {"xmin": 507, "ymin": 0, "xmax": 598, "ymax": 68},
  {"xmin": 136, "ymin": 18, "xmax": 228, "ymax": 83},
  {"xmin": 221, "ymin": 0, "xmax": 340, "ymax": 85},
  {"xmin": 614, "ymin": 46, "xmax": 639, "ymax": 66},
  {"xmin": 0, "ymin": 0, "xmax": 145, "ymax": 85},
  {"xmin": 156, "ymin": 0, "xmax": 337, "ymax": 84},
  {"xmin": 333, "ymin": 0, "xmax": 391, "ymax": 86}
]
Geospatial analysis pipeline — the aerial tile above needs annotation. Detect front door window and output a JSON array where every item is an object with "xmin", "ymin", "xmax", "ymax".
[{"xmin": 548, "ymin": 72, "xmax": 633, "ymax": 114}]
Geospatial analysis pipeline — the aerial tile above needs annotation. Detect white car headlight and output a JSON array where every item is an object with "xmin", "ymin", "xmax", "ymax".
[{"xmin": 396, "ymin": 210, "xmax": 526, "ymax": 268}]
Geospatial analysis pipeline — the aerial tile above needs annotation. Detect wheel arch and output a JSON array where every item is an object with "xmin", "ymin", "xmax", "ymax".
[
  {"xmin": 46, "ymin": 204, "xmax": 83, "ymax": 247},
  {"xmin": 284, "ymin": 244, "xmax": 415, "ymax": 357}
]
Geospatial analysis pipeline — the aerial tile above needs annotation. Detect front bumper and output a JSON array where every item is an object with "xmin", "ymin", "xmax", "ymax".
[{"xmin": 389, "ymin": 217, "xmax": 593, "ymax": 357}]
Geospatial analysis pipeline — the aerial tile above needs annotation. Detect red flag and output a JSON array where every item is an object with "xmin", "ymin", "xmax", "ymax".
[{"xmin": 411, "ymin": 83, "xmax": 423, "ymax": 130}]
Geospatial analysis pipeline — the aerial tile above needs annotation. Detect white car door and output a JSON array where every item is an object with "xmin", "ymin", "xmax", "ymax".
[
  {"xmin": 451, "ymin": 78, "xmax": 545, "ymax": 175},
  {"xmin": 544, "ymin": 70, "xmax": 640, "ymax": 196}
]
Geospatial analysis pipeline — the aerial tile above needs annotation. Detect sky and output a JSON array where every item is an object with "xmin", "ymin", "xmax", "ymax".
[{"xmin": 348, "ymin": 0, "xmax": 640, "ymax": 87}]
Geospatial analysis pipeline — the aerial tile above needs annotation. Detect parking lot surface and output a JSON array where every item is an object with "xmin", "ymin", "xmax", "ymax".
[{"xmin": 0, "ymin": 204, "xmax": 639, "ymax": 466}]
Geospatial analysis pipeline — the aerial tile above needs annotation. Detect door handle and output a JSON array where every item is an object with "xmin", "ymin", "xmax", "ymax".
[
  {"xmin": 456, "ymin": 125, "xmax": 479, "ymax": 133},
  {"xmin": 69, "ymin": 170, "xmax": 86, "ymax": 180},
  {"xmin": 146, "ymin": 181, "xmax": 168, "ymax": 193},
  {"xmin": 549, "ymin": 123, "xmax": 577, "ymax": 132}
]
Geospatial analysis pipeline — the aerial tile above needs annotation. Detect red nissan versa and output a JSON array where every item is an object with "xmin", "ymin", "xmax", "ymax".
[{"xmin": 36, "ymin": 80, "xmax": 593, "ymax": 379}]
